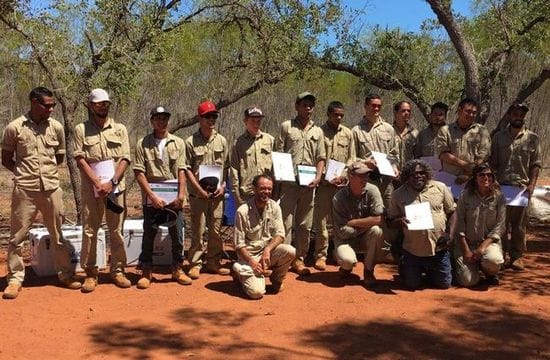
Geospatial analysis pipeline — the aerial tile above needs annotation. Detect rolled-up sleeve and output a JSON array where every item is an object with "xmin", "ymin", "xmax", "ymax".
[
  {"xmin": 73, "ymin": 123, "xmax": 85, "ymax": 159},
  {"xmin": 133, "ymin": 138, "xmax": 146, "ymax": 173}
]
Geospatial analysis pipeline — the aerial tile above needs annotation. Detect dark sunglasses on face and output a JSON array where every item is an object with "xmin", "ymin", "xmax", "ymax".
[
  {"xmin": 36, "ymin": 99, "xmax": 56, "ymax": 109},
  {"xmin": 203, "ymin": 114, "xmax": 218, "ymax": 120},
  {"xmin": 412, "ymin": 171, "xmax": 428, "ymax": 177},
  {"xmin": 477, "ymin": 172, "xmax": 494, "ymax": 178}
]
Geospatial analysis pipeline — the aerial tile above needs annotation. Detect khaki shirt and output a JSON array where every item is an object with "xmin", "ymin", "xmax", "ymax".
[
  {"xmin": 229, "ymin": 131, "xmax": 274, "ymax": 203},
  {"xmin": 388, "ymin": 180, "xmax": 455, "ymax": 257},
  {"xmin": 352, "ymin": 116, "xmax": 399, "ymax": 164},
  {"xmin": 456, "ymin": 189, "xmax": 506, "ymax": 247},
  {"xmin": 394, "ymin": 123, "xmax": 419, "ymax": 169},
  {"xmin": 2, "ymin": 115, "xmax": 65, "ymax": 191},
  {"xmin": 435, "ymin": 121, "xmax": 491, "ymax": 176},
  {"xmin": 332, "ymin": 183, "xmax": 384, "ymax": 243},
  {"xmin": 74, "ymin": 118, "xmax": 131, "ymax": 191},
  {"xmin": 415, "ymin": 125, "xmax": 439, "ymax": 157},
  {"xmin": 234, "ymin": 198, "xmax": 285, "ymax": 257},
  {"xmin": 274, "ymin": 118, "xmax": 326, "ymax": 175},
  {"xmin": 490, "ymin": 127, "xmax": 541, "ymax": 187},
  {"xmin": 133, "ymin": 133, "xmax": 186, "ymax": 182},
  {"xmin": 185, "ymin": 130, "xmax": 228, "ymax": 196},
  {"xmin": 320, "ymin": 122, "xmax": 355, "ymax": 185}
]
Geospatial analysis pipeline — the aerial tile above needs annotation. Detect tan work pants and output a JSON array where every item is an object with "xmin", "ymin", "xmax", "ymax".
[
  {"xmin": 312, "ymin": 183, "xmax": 338, "ymax": 260},
  {"xmin": 187, "ymin": 195, "xmax": 224, "ymax": 268},
  {"xmin": 334, "ymin": 225, "xmax": 384, "ymax": 271}
]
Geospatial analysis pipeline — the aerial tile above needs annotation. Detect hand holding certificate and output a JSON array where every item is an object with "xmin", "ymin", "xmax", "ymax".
[
  {"xmin": 371, "ymin": 151, "xmax": 396, "ymax": 177},
  {"xmin": 90, "ymin": 159, "xmax": 119, "ymax": 198},
  {"xmin": 271, "ymin": 152, "xmax": 295, "ymax": 182},
  {"xmin": 404, "ymin": 202, "xmax": 434, "ymax": 230},
  {"xmin": 148, "ymin": 180, "xmax": 179, "ymax": 206},
  {"xmin": 325, "ymin": 159, "xmax": 346, "ymax": 182}
]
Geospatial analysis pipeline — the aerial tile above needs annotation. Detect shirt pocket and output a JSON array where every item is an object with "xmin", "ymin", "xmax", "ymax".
[
  {"xmin": 16, "ymin": 131, "xmax": 36, "ymax": 157},
  {"xmin": 104, "ymin": 132, "xmax": 124, "ymax": 158},
  {"xmin": 260, "ymin": 145, "xmax": 272, "ymax": 169},
  {"xmin": 43, "ymin": 135, "xmax": 59, "ymax": 156},
  {"xmin": 213, "ymin": 144, "xmax": 225, "ymax": 166},
  {"xmin": 83, "ymin": 135, "xmax": 102, "ymax": 160}
]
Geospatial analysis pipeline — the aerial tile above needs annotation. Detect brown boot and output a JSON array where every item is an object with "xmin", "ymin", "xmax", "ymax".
[
  {"xmin": 510, "ymin": 258, "xmax": 525, "ymax": 271},
  {"xmin": 204, "ymin": 263, "xmax": 230, "ymax": 276},
  {"xmin": 59, "ymin": 273, "xmax": 82, "ymax": 290},
  {"xmin": 82, "ymin": 269, "xmax": 98, "ymax": 293},
  {"xmin": 188, "ymin": 265, "xmax": 201, "ymax": 280},
  {"xmin": 314, "ymin": 258, "xmax": 327, "ymax": 271},
  {"xmin": 363, "ymin": 268, "xmax": 377, "ymax": 288},
  {"xmin": 136, "ymin": 269, "xmax": 152, "ymax": 290},
  {"xmin": 172, "ymin": 267, "xmax": 192, "ymax": 285},
  {"xmin": 291, "ymin": 259, "xmax": 311, "ymax": 276},
  {"xmin": 2, "ymin": 282, "xmax": 22, "ymax": 300},
  {"xmin": 112, "ymin": 272, "xmax": 132, "ymax": 288}
]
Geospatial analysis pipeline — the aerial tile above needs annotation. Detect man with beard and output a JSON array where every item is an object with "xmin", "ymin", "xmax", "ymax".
[
  {"xmin": 232, "ymin": 175, "xmax": 295, "ymax": 299},
  {"xmin": 490, "ymin": 103, "xmax": 541, "ymax": 271},
  {"xmin": 74, "ymin": 88, "xmax": 131, "ymax": 292},
  {"xmin": 393, "ymin": 101, "xmax": 418, "ymax": 170},
  {"xmin": 415, "ymin": 102, "xmax": 448, "ymax": 157},
  {"xmin": 388, "ymin": 159, "xmax": 455, "ymax": 290}
]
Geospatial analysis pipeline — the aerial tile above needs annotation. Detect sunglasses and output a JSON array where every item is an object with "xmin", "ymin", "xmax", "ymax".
[
  {"xmin": 412, "ymin": 171, "xmax": 428, "ymax": 177},
  {"xmin": 203, "ymin": 114, "xmax": 219, "ymax": 120},
  {"xmin": 477, "ymin": 172, "xmax": 494, "ymax": 178},
  {"xmin": 36, "ymin": 99, "xmax": 57, "ymax": 109}
]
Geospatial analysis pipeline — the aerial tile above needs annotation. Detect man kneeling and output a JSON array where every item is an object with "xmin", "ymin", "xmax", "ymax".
[{"xmin": 233, "ymin": 175, "xmax": 295, "ymax": 299}]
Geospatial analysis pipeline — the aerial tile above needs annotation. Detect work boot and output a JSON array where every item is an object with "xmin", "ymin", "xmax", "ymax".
[
  {"xmin": 58, "ymin": 273, "xmax": 82, "ymax": 290},
  {"xmin": 172, "ymin": 267, "xmax": 192, "ymax": 286},
  {"xmin": 204, "ymin": 263, "xmax": 231, "ymax": 276},
  {"xmin": 314, "ymin": 258, "xmax": 327, "ymax": 271},
  {"xmin": 291, "ymin": 259, "xmax": 311, "ymax": 276},
  {"xmin": 188, "ymin": 265, "xmax": 201, "ymax": 279},
  {"xmin": 338, "ymin": 267, "xmax": 353, "ymax": 278},
  {"xmin": 112, "ymin": 272, "xmax": 132, "ymax": 288},
  {"xmin": 2, "ymin": 282, "xmax": 22, "ymax": 300},
  {"xmin": 485, "ymin": 275, "xmax": 500, "ymax": 286},
  {"xmin": 267, "ymin": 281, "xmax": 284, "ymax": 294},
  {"xmin": 136, "ymin": 269, "xmax": 152, "ymax": 290},
  {"xmin": 82, "ymin": 269, "xmax": 98, "ymax": 293},
  {"xmin": 363, "ymin": 268, "xmax": 377, "ymax": 288},
  {"xmin": 510, "ymin": 258, "xmax": 525, "ymax": 271}
]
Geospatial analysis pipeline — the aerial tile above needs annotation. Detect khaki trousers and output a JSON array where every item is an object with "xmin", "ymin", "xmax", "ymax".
[
  {"xmin": 187, "ymin": 195, "xmax": 224, "ymax": 268},
  {"xmin": 334, "ymin": 225, "xmax": 384, "ymax": 271},
  {"xmin": 80, "ymin": 181, "xmax": 127, "ymax": 274},
  {"xmin": 505, "ymin": 205, "xmax": 529, "ymax": 260},
  {"xmin": 233, "ymin": 244, "xmax": 295, "ymax": 299},
  {"xmin": 454, "ymin": 242, "xmax": 504, "ymax": 287},
  {"xmin": 279, "ymin": 182, "xmax": 315, "ymax": 260},
  {"xmin": 312, "ymin": 183, "xmax": 338, "ymax": 260},
  {"xmin": 8, "ymin": 187, "xmax": 73, "ymax": 284}
]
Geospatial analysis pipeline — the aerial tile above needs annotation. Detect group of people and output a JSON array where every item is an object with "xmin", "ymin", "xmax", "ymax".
[{"xmin": 1, "ymin": 87, "xmax": 540, "ymax": 300}]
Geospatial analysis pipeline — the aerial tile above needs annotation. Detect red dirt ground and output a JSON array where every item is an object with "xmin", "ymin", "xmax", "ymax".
[{"xmin": 0, "ymin": 169, "xmax": 549, "ymax": 359}]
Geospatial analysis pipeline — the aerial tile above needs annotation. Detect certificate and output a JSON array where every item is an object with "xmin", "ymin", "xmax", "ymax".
[
  {"xmin": 325, "ymin": 159, "xmax": 346, "ymax": 182},
  {"xmin": 297, "ymin": 165, "xmax": 317, "ymax": 186},
  {"xmin": 405, "ymin": 202, "xmax": 434, "ymax": 230},
  {"xmin": 501, "ymin": 185, "xmax": 529, "ymax": 207},
  {"xmin": 371, "ymin": 151, "xmax": 396, "ymax": 177},
  {"xmin": 89, "ymin": 159, "xmax": 119, "ymax": 198},
  {"xmin": 420, "ymin": 156, "xmax": 442, "ymax": 172},
  {"xmin": 148, "ymin": 180, "xmax": 179, "ymax": 205},
  {"xmin": 271, "ymin": 152, "xmax": 295, "ymax": 182}
]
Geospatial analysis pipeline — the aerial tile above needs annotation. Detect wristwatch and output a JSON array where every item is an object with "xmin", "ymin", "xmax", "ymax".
[{"xmin": 110, "ymin": 178, "xmax": 119, "ymax": 186}]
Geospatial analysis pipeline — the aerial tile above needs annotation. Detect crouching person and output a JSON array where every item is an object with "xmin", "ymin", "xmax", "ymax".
[
  {"xmin": 233, "ymin": 175, "xmax": 295, "ymax": 299},
  {"xmin": 454, "ymin": 163, "xmax": 505, "ymax": 287},
  {"xmin": 332, "ymin": 162, "xmax": 385, "ymax": 288}
]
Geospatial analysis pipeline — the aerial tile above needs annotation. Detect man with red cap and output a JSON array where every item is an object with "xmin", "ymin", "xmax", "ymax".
[{"xmin": 184, "ymin": 101, "xmax": 230, "ymax": 279}]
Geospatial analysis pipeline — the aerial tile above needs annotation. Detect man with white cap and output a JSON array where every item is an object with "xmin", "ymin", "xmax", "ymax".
[
  {"xmin": 133, "ymin": 106, "xmax": 192, "ymax": 289},
  {"xmin": 230, "ymin": 106, "xmax": 274, "ymax": 207},
  {"xmin": 184, "ymin": 100, "xmax": 230, "ymax": 279},
  {"xmin": 332, "ymin": 161, "xmax": 385, "ymax": 287},
  {"xmin": 74, "ymin": 88, "xmax": 132, "ymax": 292}
]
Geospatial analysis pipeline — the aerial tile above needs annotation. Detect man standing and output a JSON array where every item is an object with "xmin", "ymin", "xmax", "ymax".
[
  {"xmin": 332, "ymin": 162, "xmax": 385, "ymax": 287},
  {"xmin": 490, "ymin": 103, "xmax": 541, "ymax": 271},
  {"xmin": 393, "ymin": 101, "xmax": 418, "ymax": 170},
  {"xmin": 229, "ymin": 106, "xmax": 274, "ymax": 207},
  {"xmin": 74, "ymin": 88, "xmax": 131, "ymax": 292},
  {"xmin": 435, "ymin": 98, "xmax": 491, "ymax": 180},
  {"xmin": 312, "ymin": 101, "xmax": 355, "ymax": 271},
  {"xmin": 351, "ymin": 93, "xmax": 399, "ymax": 205},
  {"xmin": 415, "ymin": 102, "xmax": 448, "ymax": 157},
  {"xmin": 388, "ymin": 159, "xmax": 455, "ymax": 290},
  {"xmin": 1, "ymin": 87, "xmax": 81, "ymax": 299},
  {"xmin": 274, "ymin": 92, "xmax": 326, "ymax": 275},
  {"xmin": 232, "ymin": 175, "xmax": 295, "ymax": 299},
  {"xmin": 185, "ymin": 101, "xmax": 230, "ymax": 279},
  {"xmin": 133, "ymin": 106, "xmax": 192, "ymax": 289}
]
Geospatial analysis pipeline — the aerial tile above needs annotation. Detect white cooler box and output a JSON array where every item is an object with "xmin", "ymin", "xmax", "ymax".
[
  {"xmin": 29, "ymin": 225, "xmax": 107, "ymax": 277},
  {"xmin": 123, "ymin": 219, "xmax": 183, "ymax": 266}
]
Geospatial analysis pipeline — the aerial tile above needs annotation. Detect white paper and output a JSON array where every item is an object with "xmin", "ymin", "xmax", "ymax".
[
  {"xmin": 371, "ymin": 151, "xmax": 396, "ymax": 177},
  {"xmin": 89, "ymin": 159, "xmax": 119, "ymax": 198},
  {"xmin": 271, "ymin": 152, "xmax": 296, "ymax": 182},
  {"xmin": 148, "ymin": 180, "xmax": 179, "ymax": 205},
  {"xmin": 297, "ymin": 165, "xmax": 317, "ymax": 186},
  {"xmin": 325, "ymin": 159, "xmax": 346, "ymax": 182},
  {"xmin": 405, "ymin": 202, "xmax": 435, "ymax": 230},
  {"xmin": 501, "ymin": 185, "xmax": 529, "ymax": 207},
  {"xmin": 433, "ymin": 171, "xmax": 464, "ymax": 199},
  {"xmin": 420, "ymin": 156, "xmax": 442, "ymax": 172}
]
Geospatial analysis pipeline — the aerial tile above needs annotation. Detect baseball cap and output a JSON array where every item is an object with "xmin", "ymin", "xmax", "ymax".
[
  {"xmin": 296, "ymin": 92, "xmax": 316, "ymax": 103},
  {"xmin": 151, "ymin": 208, "xmax": 178, "ymax": 229},
  {"xmin": 507, "ymin": 103, "xmax": 529, "ymax": 113},
  {"xmin": 150, "ymin": 106, "xmax": 171, "ymax": 117},
  {"xmin": 197, "ymin": 101, "xmax": 219, "ymax": 116},
  {"xmin": 89, "ymin": 88, "xmax": 111, "ymax": 103},
  {"xmin": 244, "ymin": 106, "xmax": 264, "ymax": 117},
  {"xmin": 348, "ymin": 161, "xmax": 372, "ymax": 176}
]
